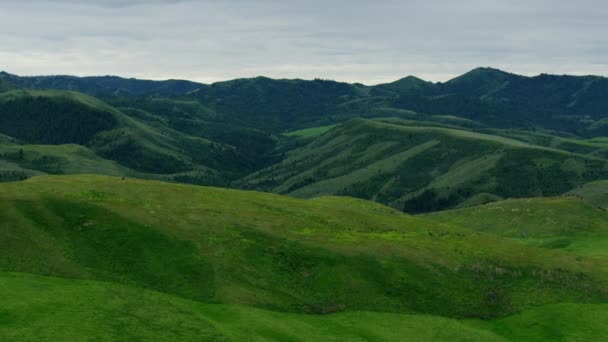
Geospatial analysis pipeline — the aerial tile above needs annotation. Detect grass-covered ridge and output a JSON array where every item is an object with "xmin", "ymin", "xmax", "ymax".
[
  {"xmin": 3, "ymin": 271, "xmax": 606, "ymax": 341},
  {"xmin": 567, "ymin": 180, "xmax": 608, "ymax": 209},
  {"xmin": 284, "ymin": 124, "xmax": 337, "ymax": 138},
  {"xmin": 240, "ymin": 118, "xmax": 608, "ymax": 212},
  {"xmin": 422, "ymin": 197, "xmax": 608, "ymax": 257},
  {"xmin": 0, "ymin": 272, "xmax": 506, "ymax": 341},
  {"xmin": 1, "ymin": 175, "xmax": 607, "ymax": 321}
]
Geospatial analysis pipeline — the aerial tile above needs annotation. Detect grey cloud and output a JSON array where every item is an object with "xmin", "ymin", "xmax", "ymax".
[{"xmin": 0, "ymin": 0, "xmax": 607, "ymax": 84}]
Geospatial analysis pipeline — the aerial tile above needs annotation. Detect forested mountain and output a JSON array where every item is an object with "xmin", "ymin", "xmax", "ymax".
[
  {"xmin": 4, "ymin": 67, "xmax": 608, "ymax": 135},
  {"xmin": 0, "ymin": 89, "xmax": 262, "ymax": 185},
  {"xmin": 381, "ymin": 68, "xmax": 608, "ymax": 135},
  {"xmin": 0, "ymin": 71, "xmax": 203, "ymax": 97}
]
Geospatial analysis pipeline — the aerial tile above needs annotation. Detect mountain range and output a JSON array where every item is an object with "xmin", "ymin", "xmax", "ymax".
[
  {"xmin": 2, "ymin": 67, "xmax": 608, "ymax": 340},
  {"xmin": 2, "ymin": 67, "xmax": 608, "ymax": 212}
]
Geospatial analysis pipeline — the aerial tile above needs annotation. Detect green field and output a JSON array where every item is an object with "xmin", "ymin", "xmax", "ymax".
[
  {"xmin": 0, "ymin": 175, "xmax": 607, "ymax": 340},
  {"xmin": 3, "ymin": 272, "xmax": 606, "ymax": 341},
  {"xmin": 422, "ymin": 197, "xmax": 608, "ymax": 257},
  {"xmin": 0, "ymin": 272, "xmax": 503, "ymax": 341}
]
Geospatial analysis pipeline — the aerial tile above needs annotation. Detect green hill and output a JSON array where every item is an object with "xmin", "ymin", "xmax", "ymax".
[
  {"xmin": 567, "ymin": 180, "xmax": 608, "ymax": 209},
  {"xmin": 0, "ymin": 272, "xmax": 505, "ymax": 341},
  {"xmin": 2, "ymin": 175, "xmax": 607, "ymax": 319},
  {"xmin": 1, "ymin": 175, "xmax": 608, "ymax": 340},
  {"xmin": 422, "ymin": 197, "xmax": 608, "ymax": 257},
  {"xmin": 240, "ymin": 118, "xmax": 608, "ymax": 212},
  {"xmin": 3, "ymin": 272, "xmax": 606, "ymax": 341}
]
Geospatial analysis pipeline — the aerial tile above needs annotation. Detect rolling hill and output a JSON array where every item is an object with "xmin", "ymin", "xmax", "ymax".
[
  {"xmin": 422, "ymin": 197, "xmax": 608, "ymax": 257},
  {"xmin": 0, "ymin": 175, "xmax": 607, "ymax": 340},
  {"xmin": 0, "ymin": 89, "xmax": 268, "ymax": 185},
  {"xmin": 567, "ymin": 180, "xmax": 608, "ymax": 209},
  {"xmin": 3, "ymin": 175, "xmax": 608, "ymax": 317},
  {"xmin": 2, "ymin": 272, "xmax": 606, "ymax": 341},
  {"xmin": 240, "ymin": 118, "xmax": 608, "ymax": 212}
]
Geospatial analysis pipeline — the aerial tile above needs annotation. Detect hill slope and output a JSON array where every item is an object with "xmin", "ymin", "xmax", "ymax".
[
  {"xmin": 0, "ymin": 90, "xmax": 264, "ymax": 185},
  {"xmin": 3, "ymin": 271, "xmax": 607, "ymax": 341},
  {"xmin": 567, "ymin": 180, "xmax": 608, "ymax": 209},
  {"xmin": 422, "ymin": 197, "xmax": 608, "ymax": 257},
  {"xmin": 240, "ymin": 119, "xmax": 608, "ymax": 212},
  {"xmin": 1, "ymin": 175, "xmax": 607, "ymax": 319},
  {"xmin": 0, "ymin": 272, "xmax": 507, "ymax": 341}
]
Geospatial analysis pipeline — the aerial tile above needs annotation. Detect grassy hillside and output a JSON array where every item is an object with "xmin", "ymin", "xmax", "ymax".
[
  {"xmin": 3, "ymin": 272, "xmax": 606, "ymax": 341},
  {"xmin": 0, "ymin": 272, "xmax": 506, "ymax": 341},
  {"xmin": 469, "ymin": 303, "xmax": 608, "ymax": 341},
  {"xmin": 0, "ymin": 143, "xmax": 130, "ymax": 180},
  {"xmin": 567, "ymin": 180, "xmax": 608, "ymax": 209},
  {"xmin": 0, "ymin": 71, "xmax": 203, "ymax": 97},
  {"xmin": 422, "ymin": 197, "xmax": 608, "ymax": 257},
  {"xmin": 2, "ymin": 175, "xmax": 608, "ymax": 319},
  {"xmin": 478, "ymin": 128, "xmax": 608, "ymax": 159},
  {"xmin": 240, "ymin": 119, "xmax": 608, "ymax": 212},
  {"xmin": 284, "ymin": 124, "xmax": 337, "ymax": 138},
  {"xmin": 1, "ymin": 176, "xmax": 607, "ymax": 340}
]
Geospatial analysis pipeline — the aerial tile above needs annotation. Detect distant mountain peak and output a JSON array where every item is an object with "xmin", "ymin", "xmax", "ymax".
[
  {"xmin": 375, "ymin": 75, "xmax": 433, "ymax": 93},
  {"xmin": 448, "ymin": 67, "xmax": 514, "ymax": 83}
]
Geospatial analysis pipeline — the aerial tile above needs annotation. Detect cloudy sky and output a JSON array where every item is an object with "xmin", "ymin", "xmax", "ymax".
[{"xmin": 1, "ymin": 0, "xmax": 607, "ymax": 84}]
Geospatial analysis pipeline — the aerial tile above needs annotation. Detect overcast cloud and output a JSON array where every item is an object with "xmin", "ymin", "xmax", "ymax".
[{"xmin": 1, "ymin": 0, "xmax": 607, "ymax": 84}]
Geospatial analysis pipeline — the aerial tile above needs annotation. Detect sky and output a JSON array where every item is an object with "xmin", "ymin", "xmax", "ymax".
[{"xmin": 1, "ymin": 0, "xmax": 607, "ymax": 85}]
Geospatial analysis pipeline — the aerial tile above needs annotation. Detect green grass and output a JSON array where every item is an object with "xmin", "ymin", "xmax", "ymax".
[
  {"xmin": 0, "ymin": 272, "xmax": 509, "ymax": 341},
  {"xmin": 469, "ymin": 303, "xmax": 608, "ymax": 341},
  {"xmin": 2, "ymin": 271, "xmax": 607, "ymax": 341},
  {"xmin": 1, "ymin": 175, "xmax": 608, "ymax": 340},
  {"xmin": 1, "ymin": 175, "xmax": 607, "ymax": 320},
  {"xmin": 284, "ymin": 125, "xmax": 337, "ymax": 137},
  {"xmin": 0, "ymin": 144, "xmax": 130, "ymax": 176},
  {"xmin": 422, "ymin": 197, "xmax": 608, "ymax": 257}
]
